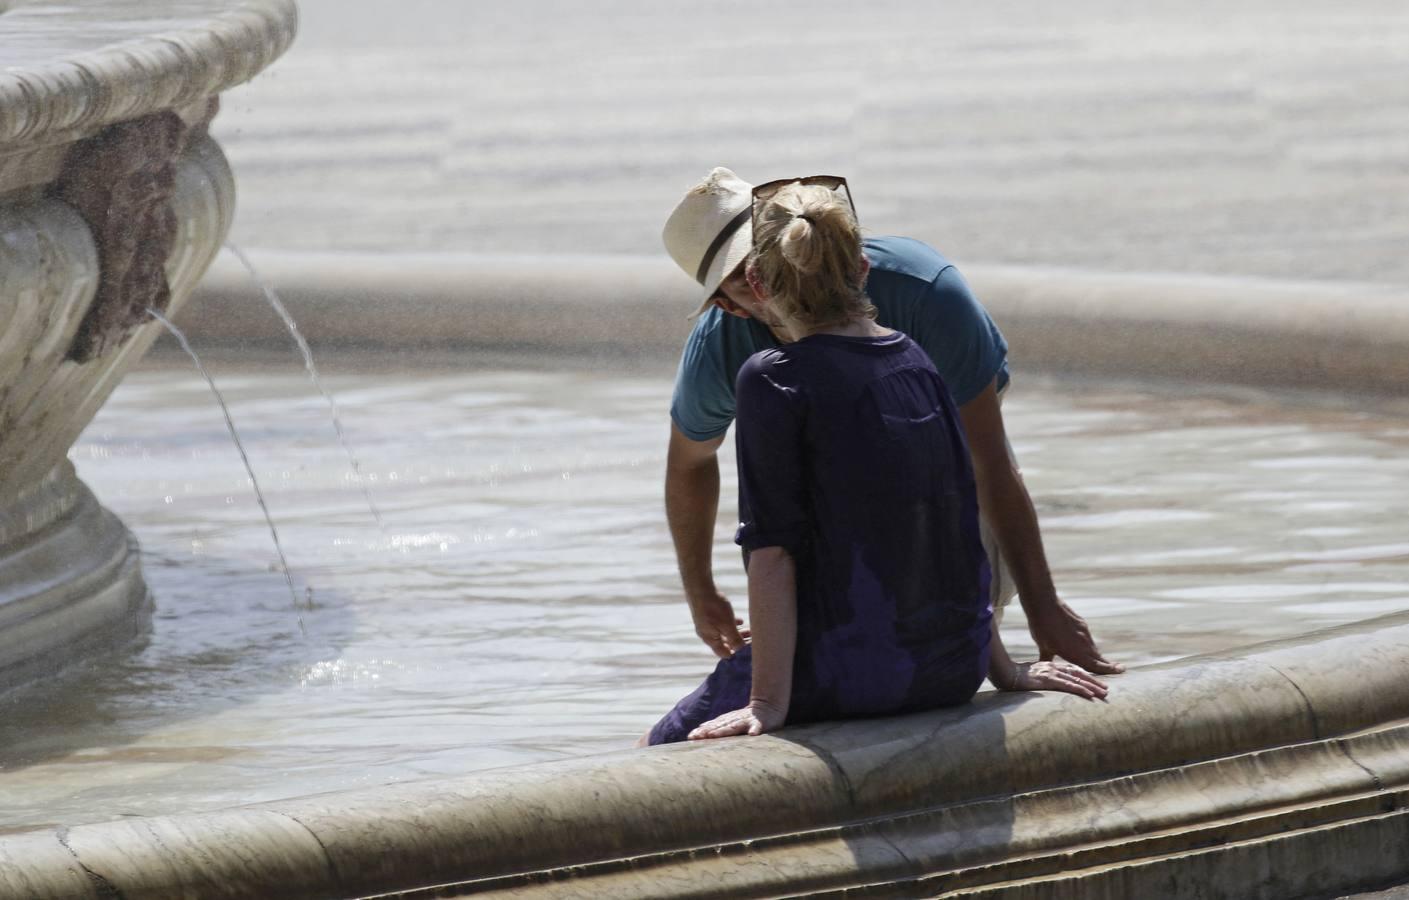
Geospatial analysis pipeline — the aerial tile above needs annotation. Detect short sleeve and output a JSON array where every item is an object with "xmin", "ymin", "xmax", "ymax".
[
  {"xmin": 908, "ymin": 266, "xmax": 1009, "ymax": 406},
  {"xmin": 733, "ymin": 353, "xmax": 808, "ymax": 553},
  {"xmin": 669, "ymin": 314, "xmax": 738, "ymax": 442}
]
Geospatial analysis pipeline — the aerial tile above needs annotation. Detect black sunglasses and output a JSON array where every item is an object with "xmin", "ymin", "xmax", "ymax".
[{"xmin": 750, "ymin": 175, "xmax": 857, "ymax": 249}]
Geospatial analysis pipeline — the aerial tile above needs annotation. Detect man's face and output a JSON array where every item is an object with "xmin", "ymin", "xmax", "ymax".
[{"xmin": 709, "ymin": 263, "xmax": 783, "ymax": 330}]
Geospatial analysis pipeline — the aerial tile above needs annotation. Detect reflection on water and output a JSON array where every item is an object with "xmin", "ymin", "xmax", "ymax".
[{"xmin": 1, "ymin": 361, "xmax": 1406, "ymax": 830}]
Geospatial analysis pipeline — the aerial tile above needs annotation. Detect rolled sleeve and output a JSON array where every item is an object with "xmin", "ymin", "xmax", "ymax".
[{"xmin": 733, "ymin": 354, "xmax": 808, "ymax": 553}]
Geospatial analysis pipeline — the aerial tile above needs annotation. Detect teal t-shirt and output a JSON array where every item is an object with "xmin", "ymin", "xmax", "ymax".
[{"xmin": 670, "ymin": 236, "xmax": 1010, "ymax": 442}]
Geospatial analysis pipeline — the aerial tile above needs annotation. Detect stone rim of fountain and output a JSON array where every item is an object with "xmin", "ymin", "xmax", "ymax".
[{"xmin": 0, "ymin": 0, "xmax": 297, "ymax": 196}]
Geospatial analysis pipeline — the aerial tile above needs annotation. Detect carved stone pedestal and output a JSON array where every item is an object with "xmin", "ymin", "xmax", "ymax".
[{"xmin": 0, "ymin": 1, "xmax": 296, "ymax": 691}]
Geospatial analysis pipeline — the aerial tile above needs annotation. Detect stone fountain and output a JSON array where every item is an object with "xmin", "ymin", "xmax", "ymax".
[
  {"xmin": 0, "ymin": 0, "xmax": 297, "ymax": 692},
  {"xmin": 5, "ymin": 2, "xmax": 1409, "ymax": 898}
]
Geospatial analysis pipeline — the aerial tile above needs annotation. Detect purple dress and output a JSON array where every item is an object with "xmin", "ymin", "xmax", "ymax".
[{"xmin": 649, "ymin": 331, "xmax": 992, "ymax": 745}]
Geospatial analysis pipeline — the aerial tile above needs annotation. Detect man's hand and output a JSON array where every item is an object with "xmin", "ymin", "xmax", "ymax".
[
  {"xmin": 666, "ymin": 425, "xmax": 740, "ymax": 657},
  {"xmin": 690, "ymin": 591, "xmax": 748, "ymax": 659},
  {"xmin": 688, "ymin": 700, "xmax": 786, "ymax": 740},
  {"xmin": 1028, "ymin": 599, "xmax": 1124, "ymax": 674}
]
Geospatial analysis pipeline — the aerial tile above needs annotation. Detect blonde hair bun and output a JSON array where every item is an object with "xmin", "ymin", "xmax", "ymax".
[{"xmin": 753, "ymin": 183, "xmax": 876, "ymax": 329}]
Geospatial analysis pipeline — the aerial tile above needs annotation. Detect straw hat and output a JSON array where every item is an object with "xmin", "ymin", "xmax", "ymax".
[{"xmin": 662, "ymin": 167, "xmax": 754, "ymax": 317}]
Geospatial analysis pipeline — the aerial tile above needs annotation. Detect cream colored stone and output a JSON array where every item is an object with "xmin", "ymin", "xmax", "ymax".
[
  {"xmin": 0, "ymin": 198, "xmax": 97, "ymax": 503},
  {"xmin": 1239, "ymin": 612, "xmax": 1409, "ymax": 739},
  {"xmin": 4, "ymin": 636, "xmax": 1409, "ymax": 898},
  {"xmin": 18, "ymin": 135, "xmax": 237, "ymax": 496},
  {"xmin": 0, "ymin": 832, "xmax": 97, "ymax": 900},
  {"xmin": 0, "ymin": 1, "xmax": 288, "ymax": 694},
  {"xmin": 59, "ymin": 811, "xmax": 336, "ymax": 900},
  {"xmin": 0, "ymin": 1, "xmax": 297, "ymax": 163},
  {"xmin": 0, "ymin": 135, "xmax": 237, "ymax": 692},
  {"xmin": 183, "ymin": 252, "xmax": 1409, "ymax": 396},
  {"xmin": 271, "ymin": 737, "xmax": 850, "ymax": 896}
]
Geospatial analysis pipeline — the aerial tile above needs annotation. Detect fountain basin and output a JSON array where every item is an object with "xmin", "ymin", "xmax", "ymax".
[
  {"xmin": 4, "ymin": 2, "xmax": 1409, "ymax": 896},
  {"xmin": 0, "ymin": 0, "xmax": 296, "ymax": 692},
  {"xmin": 0, "ymin": 256, "xmax": 1399, "ymax": 898}
]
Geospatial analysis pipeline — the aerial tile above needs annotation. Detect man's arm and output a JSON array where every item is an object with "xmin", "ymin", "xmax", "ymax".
[
  {"xmin": 959, "ymin": 379, "xmax": 1123, "ymax": 675},
  {"xmin": 665, "ymin": 423, "xmax": 745, "ymax": 659}
]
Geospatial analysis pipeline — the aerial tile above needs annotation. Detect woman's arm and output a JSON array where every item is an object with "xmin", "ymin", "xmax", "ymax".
[
  {"xmin": 688, "ymin": 546, "xmax": 796, "ymax": 739},
  {"xmin": 988, "ymin": 617, "xmax": 1109, "ymax": 700},
  {"xmin": 743, "ymin": 546, "xmax": 797, "ymax": 720}
]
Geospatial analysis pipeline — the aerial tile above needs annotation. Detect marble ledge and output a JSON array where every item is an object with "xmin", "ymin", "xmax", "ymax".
[
  {"xmin": 5, "ymin": 612, "xmax": 1409, "ymax": 898},
  {"xmin": 0, "ymin": 0, "xmax": 296, "ymax": 173}
]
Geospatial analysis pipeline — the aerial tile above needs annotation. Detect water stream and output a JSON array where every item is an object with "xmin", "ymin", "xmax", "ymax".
[
  {"xmin": 224, "ymin": 243, "xmax": 385, "ymax": 532},
  {"xmin": 146, "ymin": 310, "xmax": 307, "ymax": 628}
]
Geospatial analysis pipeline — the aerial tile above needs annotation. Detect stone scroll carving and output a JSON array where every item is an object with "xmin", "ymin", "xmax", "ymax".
[{"xmin": 48, "ymin": 103, "xmax": 215, "ymax": 363}]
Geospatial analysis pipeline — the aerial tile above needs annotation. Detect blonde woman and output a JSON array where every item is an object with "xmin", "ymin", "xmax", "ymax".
[{"xmin": 647, "ymin": 179, "xmax": 1106, "ymax": 744}]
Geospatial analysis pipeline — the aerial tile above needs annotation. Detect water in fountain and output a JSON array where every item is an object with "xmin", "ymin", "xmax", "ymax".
[
  {"xmin": 146, "ymin": 308, "xmax": 308, "ymax": 630},
  {"xmin": 225, "ymin": 242, "xmax": 386, "ymax": 532}
]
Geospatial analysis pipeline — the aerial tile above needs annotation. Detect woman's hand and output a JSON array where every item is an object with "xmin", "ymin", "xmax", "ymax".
[
  {"xmin": 687, "ymin": 700, "xmax": 787, "ymax": 740},
  {"xmin": 1006, "ymin": 660, "xmax": 1109, "ymax": 700},
  {"xmin": 997, "ymin": 659, "xmax": 1104, "ymax": 701}
]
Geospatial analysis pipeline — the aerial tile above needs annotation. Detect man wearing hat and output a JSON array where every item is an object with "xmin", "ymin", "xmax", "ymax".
[{"xmin": 661, "ymin": 167, "xmax": 1121, "ymax": 676}]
